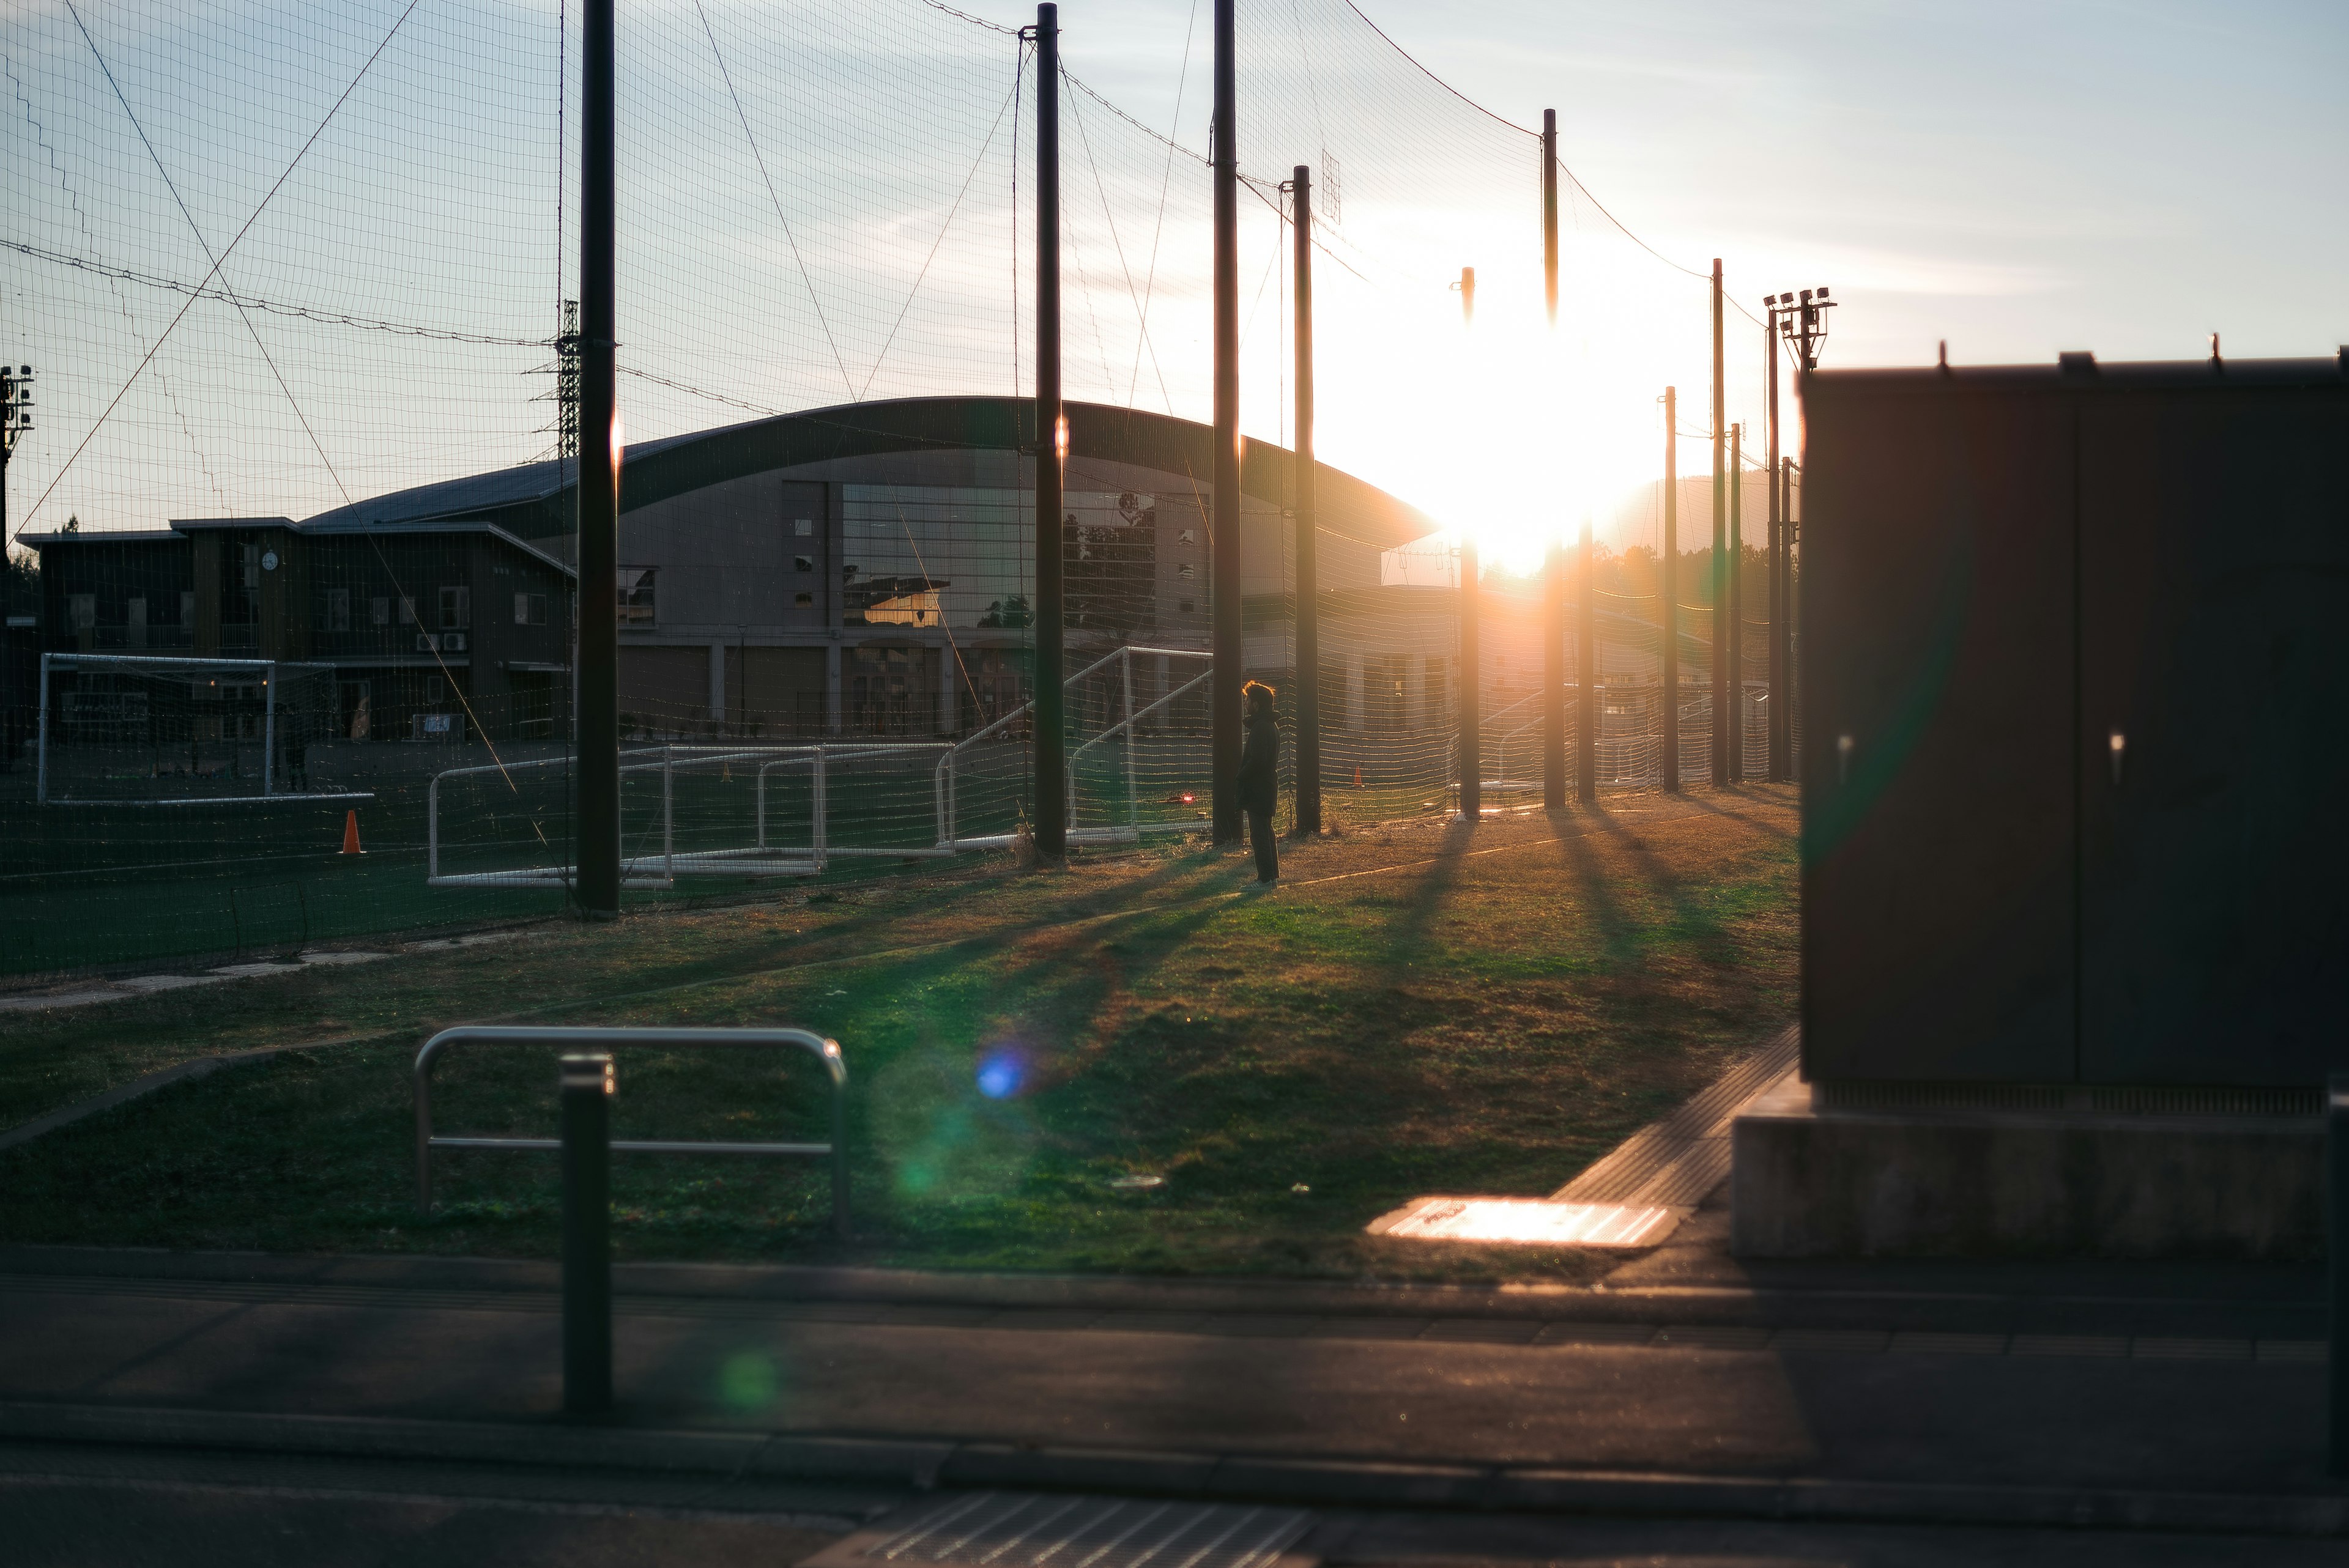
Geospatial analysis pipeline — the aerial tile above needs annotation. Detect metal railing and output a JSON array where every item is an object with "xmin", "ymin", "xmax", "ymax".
[{"xmin": 412, "ymin": 1024, "xmax": 850, "ymax": 1235}]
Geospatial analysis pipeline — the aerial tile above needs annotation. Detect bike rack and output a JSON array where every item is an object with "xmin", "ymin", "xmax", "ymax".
[{"xmin": 413, "ymin": 1024, "xmax": 849, "ymax": 1236}]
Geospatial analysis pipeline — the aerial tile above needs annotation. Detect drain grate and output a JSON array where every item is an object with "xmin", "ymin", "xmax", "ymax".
[{"xmin": 815, "ymin": 1492, "xmax": 1314, "ymax": 1568}]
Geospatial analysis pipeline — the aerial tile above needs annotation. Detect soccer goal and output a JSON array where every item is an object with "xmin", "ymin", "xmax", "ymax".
[
  {"xmin": 34, "ymin": 653, "xmax": 374, "ymax": 806},
  {"xmin": 425, "ymin": 741, "xmax": 957, "ymax": 890}
]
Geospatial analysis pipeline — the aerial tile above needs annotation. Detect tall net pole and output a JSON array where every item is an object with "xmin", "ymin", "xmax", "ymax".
[
  {"xmin": 1540, "ymin": 109, "xmax": 1564, "ymax": 812},
  {"xmin": 575, "ymin": 0, "xmax": 619, "ymax": 915},
  {"xmin": 1209, "ymin": 0, "xmax": 1241, "ymax": 845},
  {"xmin": 1661, "ymin": 385, "xmax": 1678, "ymax": 794},
  {"xmin": 1728, "ymin": 420, "xmax": 1743, "ymax": 777},
  {"xmin": 1031, "ymin": 4, "xmax": 1064, "ymax": 860},
  {"xmin": 1458, "ymin": 533, "xmax": 1479, "ymax": 821},
  {"xmin": 1710, "ymin": 257, "xmax": 1726, "ymax": 787},
  {"xmin": 1290, "ymin": 164, "xmax": 1319, "ymax": 836},
  {"xmin": 1767, "ymin": 313, "xmax": 1788, "ymax": 781}
]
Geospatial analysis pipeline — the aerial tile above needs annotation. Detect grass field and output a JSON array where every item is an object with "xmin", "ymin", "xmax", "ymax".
[{"xmin": 0, "ymin": 787, "xmax": 1798, "ymax": 1281}]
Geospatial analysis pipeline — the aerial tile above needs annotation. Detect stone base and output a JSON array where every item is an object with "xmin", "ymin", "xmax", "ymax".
[{"xmin": 1729, "ymin": 1077, "xmax": 2323, "ymax": 1260}]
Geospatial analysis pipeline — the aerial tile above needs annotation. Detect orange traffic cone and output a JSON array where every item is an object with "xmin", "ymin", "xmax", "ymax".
[
  {"xmin": 1353, "ymin": 764, "xmax": 1362, "ymax": 788},
  {"xmin": 340, "ymin": 810, "xmax": 365, "ymax": 855}
]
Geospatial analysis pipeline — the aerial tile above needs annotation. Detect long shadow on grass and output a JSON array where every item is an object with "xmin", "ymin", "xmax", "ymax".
[
  {"xmin": 1581, "ymin": 802, "xmax": 1765, "ymax": 966},
  {"xmin": 1546, "ymin": 807, "xmax": 1647, "ymax": 969},
  {"xmin": 1373, "ymin": 817, "xmax": 1479, "ymax": 972},
  {"xmin": 1669, "ymin": 786, "xmax": 1797, "ymax": 841}
]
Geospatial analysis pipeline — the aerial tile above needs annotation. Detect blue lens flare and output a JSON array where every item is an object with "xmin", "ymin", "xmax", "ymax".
[{"xmin": 976, "ymin": 1048, "xmax": 1025, "ymax": 1100}]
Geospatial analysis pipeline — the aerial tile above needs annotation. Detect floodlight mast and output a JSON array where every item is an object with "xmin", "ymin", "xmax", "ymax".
[{"xmin": 1768, "ymin": 286, "xmax": 1836, "ymax": 373}]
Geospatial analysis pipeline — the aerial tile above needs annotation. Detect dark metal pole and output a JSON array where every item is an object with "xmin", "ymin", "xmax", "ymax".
[
  {"xmin": 1540, "ymin": 109, "xmax": 1564, "ymax": 812},
  {"xmin": 1458, "ymin": 533, "xmax": 1480, "ymax": 821},
  {"xmin": 2331, "ymin": 1073, "xmax": 2349, "ymax": 1476},
  {"xmin": 560, "ymin": 1051, "xmax": 613, "ymax": 1415},
  {"xmin": 1291, "ymin": 165, "xmax": 1319, "ymax": 836},
  {"xmin": 1209, "ymin": 0, "xmax": 1241, "ymax": 845},
  {"xmin": 574, "ymin": 0, "xmax": 619, "ymax": 915},
  {"xmin": 1576, "ymin": 514, "xmax": 1596, "ymax": 802},
  {"xmin": 1661, "ymin": 386, "xmax": 1678, "ymax": 794},
  {"xmin": 1727, "ymin": 421, "xmax": 1743, "ymax": 780},
  {"xmin": 1710, "ymin": 259, "xmax": 1726, "ymax": 788},
  {"xmin": 1032, "ymin": 4, "xmax": 1065, "ymax": 860},
  {"xmin": 1541, "ymin": 112, "xmax": 1559, "ymax": 327},
  {"xmin": 1776, "ymin": 453, "xmax": 1794, "ymax": 779},
  {"xmin": 1766, "ymin": 315, "xmax": 1785, "ymax": 781}
]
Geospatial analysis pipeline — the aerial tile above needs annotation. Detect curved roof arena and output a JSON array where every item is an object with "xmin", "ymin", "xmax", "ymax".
[{"xmin": 301, "ymin": 396, "xmax": 1438, "ymax": 552}]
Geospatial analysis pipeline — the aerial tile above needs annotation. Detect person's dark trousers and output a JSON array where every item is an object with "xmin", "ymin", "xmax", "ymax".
[{"xmin": 1246, "ymin": 804, "xmax": 1278, "ymax": 882}]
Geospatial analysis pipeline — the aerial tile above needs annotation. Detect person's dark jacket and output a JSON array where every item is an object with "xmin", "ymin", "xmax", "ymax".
[{"xmin": 1237, "ymin": 710, "xmax": 1280, "ymax": 812}]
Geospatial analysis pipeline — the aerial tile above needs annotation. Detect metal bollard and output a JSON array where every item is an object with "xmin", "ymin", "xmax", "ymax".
[
  {"xmin": 562, "ymin": 1051, "xmax": 614, "ymax": 1416},
  {"xmin": 2331, "ymin": 1073, "xmax": 2349, "ymax": 1477}
]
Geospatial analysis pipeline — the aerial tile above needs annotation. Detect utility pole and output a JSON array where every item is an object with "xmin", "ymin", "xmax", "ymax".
[
  {"xmin": 1576, "ymin": 511, "xmax": 1595, "ymax": 804},
  {"xmin": 1458, "ymin": 531, "xmax": 1479, "ymax": 821},
  {"xmin": 1290, "ymin": 164, "xmax": 1319, "ymax": 835},
  {"xmin": 1031, "ymin": 4, "xmax": 1066, "ymax": 860},
  {"xmin": 1727, "ymin": 421, "xmax": 1742, "ymax": 779},
  {"xmin": 0, "ymin": 364, "xmax": 31, "ymax": 548},
  {"xmin": 1762, "ymin": 286, "xmax": 1830, "ymax": 782},
  {"xmin": 1209, "ymin": 0, "xmax": 1241, "ymax": 845},
  {"xmin": 575, "ymin": 0, "xmax": 619, "ymax": 917},
  {"xmin": 1765, "ymin": 313, "xmax": 1784, "ymax": 781},
  {"xmin": 1540, "ymin": 109, "xmax": 1564, "ymax": 812},
  {"xmin": 1661, "ymin": 386, "xmax": 1678, "ymax": 794},
  {"xmin": 1710, "ymin": 259, "xmax": 1726, "ymax": 787}
]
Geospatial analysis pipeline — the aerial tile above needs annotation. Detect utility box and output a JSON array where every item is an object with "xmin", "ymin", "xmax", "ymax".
[
  {"xmin": 1800, "ymin": 352, "xmax": 2349, "ymax": 1093},
  {"xmin": 1737, "ymin": 351, "xmax": 2349, "ymax": 1257}
]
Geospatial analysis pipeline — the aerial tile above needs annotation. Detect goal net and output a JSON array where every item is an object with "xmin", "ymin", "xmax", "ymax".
[{"xmin": 35, "ymin": 655, "xmax": 363, "ymax": 805}]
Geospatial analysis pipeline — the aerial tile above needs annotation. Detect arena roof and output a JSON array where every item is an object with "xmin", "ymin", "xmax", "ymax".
[{"xmin": 295, "ymin": 396, "xmax": 1438, "ymax": 551}]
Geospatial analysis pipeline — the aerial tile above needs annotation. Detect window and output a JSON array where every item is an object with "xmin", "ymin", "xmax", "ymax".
[
  {"xmin": 793, "ymin": 555, "xmax": 814, "ymax": 573},
  {"xmin": 438, "ymin": 586, "xmax": 470, "ymax": 630},
  {"xmin": 794, "ymin": 517, "xmax": 813, "ymax": 537},
  {"xmin": 617, "ymin": 566, "xmax": 656, "ymax": 626},
  {"xmin": 318, "ymin": 588, "xmax": 350, "ymax": 632},
  {"xmin": 180, "ymin": 591, "xmax": 195, "ymax": 631},
  {"xmin": 1178, "ymin": 563, "xmax": 1195, "ymax": 580},
  {"xmin": 794, "ymin": 592, "xmax": 814, "ymax": 607},
  {"xmin": 68, "ymin": 594, "xmax": 95, "ymax": 632},
  {"xmin": 514, "ymin": 591, "xmax": 548, "ymax": 626},
  {"xmin": 373, "ymin": 596, "xmax": 390, "ymax": 626},
  {"xmin": 1179, "ymin": 529, "xmax": 1195, "ymax": 544},
  {"xmin": 1178, "ymin": 599, "xmax": 1195, "ymax": 614},
  {"xmin": 398, "ymin": 596, "xmax": 417, "ymax": 626}
]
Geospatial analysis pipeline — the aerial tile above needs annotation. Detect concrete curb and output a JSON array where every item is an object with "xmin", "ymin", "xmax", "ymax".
[
  {"xmin": 2, "ymin": 1400, "xmax": 2342, "ymax": 1537},
  {"xmin": 0, "ymin": 1244, "xmax": 2321, "ymax": 1337}
]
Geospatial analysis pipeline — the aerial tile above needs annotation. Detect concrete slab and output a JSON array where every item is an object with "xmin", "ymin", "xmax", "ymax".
[{"xmin": 1731, "ymin": 1076, "xmax": 2324, "ymax": 1259}]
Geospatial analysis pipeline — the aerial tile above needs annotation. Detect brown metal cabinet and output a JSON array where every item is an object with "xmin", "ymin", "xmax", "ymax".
[
  {"xmin": 2077, "ymin": 384, "xmax": 2349, "ymax": 1085},
  {"xmin": 1802, "ymin": 357, "xmax": 2349, "ymax": 1091},
  {"xmin": 1800, "ymin": 379, "xmax": 2077, "ymax": 1083}
]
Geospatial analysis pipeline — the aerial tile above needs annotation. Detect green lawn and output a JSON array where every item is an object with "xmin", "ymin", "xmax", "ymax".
[{"xmin": 0, "ymin": 789, "xmax": 1799, "ymax": 1281}]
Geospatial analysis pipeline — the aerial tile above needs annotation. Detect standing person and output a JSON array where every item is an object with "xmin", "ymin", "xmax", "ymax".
[{"xmin": 1236, "ymin": 680, "xmax": 1281, "ymax": 884}]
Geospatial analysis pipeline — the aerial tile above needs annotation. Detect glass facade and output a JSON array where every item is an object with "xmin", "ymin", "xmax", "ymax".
[{"xmin": 842, "ymin": 485, "xmax": 1201, "ymax": 640}]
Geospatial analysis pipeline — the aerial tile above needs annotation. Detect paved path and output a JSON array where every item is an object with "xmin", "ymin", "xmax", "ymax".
[
  {"xmin": 0, "ymin": 930, "xmax": 524, "ymax": 1015},
  {"xmin": 0, "ymin": 1229, "xmax": 2329, "ymax": 1517}
]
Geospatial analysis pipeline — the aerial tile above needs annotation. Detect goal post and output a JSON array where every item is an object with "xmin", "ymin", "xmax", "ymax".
[{"xmin": 35, "ymin": 653, "xmax": 371, "ymax": 806}]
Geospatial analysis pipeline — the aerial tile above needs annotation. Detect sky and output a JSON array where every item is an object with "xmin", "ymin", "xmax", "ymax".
[
  {"xmin": 5, "ymin": 0, "xmax": 2342, "ymax": 568},
  {"xmin": 1055, "ymin": 0, "xmax": 2349, "ymax": 560}
]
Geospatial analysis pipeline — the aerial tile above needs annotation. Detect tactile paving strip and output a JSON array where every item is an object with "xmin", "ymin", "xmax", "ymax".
[{"xmin": 809, "ymin": 1492, "xmax": 1313, "ymax": 1568}]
